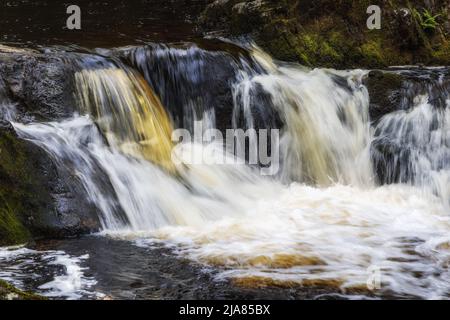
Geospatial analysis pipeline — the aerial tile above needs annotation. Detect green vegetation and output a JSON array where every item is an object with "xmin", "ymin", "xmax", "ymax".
[
  {"xmin": 0, "ymin": 130, "xmax": 35, "ymax": 246},
  {"xmin": 414, "ymin": 8, "xmax": 441, "ymax": 31},
  {"xmin": 201, "ymin": 0, "xmax": 450, "ymax": 68},
  {"xmin": 0, "ymin": 195, "xmax": 30, "ymax": 246},
  {"xmin": 0, "ymin": 279, "xmax": 46, "ymax": 300}
]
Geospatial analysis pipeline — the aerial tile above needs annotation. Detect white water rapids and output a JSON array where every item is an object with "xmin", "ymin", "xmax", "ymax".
[{"xmin": 6, "ymin": 47, "xmax": 450, "ymax": 299}]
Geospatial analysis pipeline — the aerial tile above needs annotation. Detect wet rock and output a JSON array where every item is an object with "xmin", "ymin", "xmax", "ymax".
[
  {"xmin": 367, "ymin": 67, "xmax": 450, "ymax": 184},
  {"xmin": 365, "ymin": 70, "xmax": 404, "ymax": 124},
  {"xmin": 1, "ymin": 46, "xmax": 103, "ymax": 244},
  {"xmin": 366, "ymin": 67, "xmax": 450, "ymax": 123},
  {"xmin": 0, "ymin": 121, "xmax": 101, "ymax": 245},
  {"xmin": 0, "ymin": 46, "xmax": 77, "ymax": 122}
]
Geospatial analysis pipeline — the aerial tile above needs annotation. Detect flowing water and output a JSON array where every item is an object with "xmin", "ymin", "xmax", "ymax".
[{"xmin": 1, "ymin": 42, "xmax": 450, "ymax": 299}]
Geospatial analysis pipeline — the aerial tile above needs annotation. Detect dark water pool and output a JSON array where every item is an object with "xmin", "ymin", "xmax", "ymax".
[
  {"xmin": 0, "ymin": 0, "xmax": 207, "ymax": 48},
  {"xmin": 1, "ymin": 236, "xmax": 348, "ymax": 300}
]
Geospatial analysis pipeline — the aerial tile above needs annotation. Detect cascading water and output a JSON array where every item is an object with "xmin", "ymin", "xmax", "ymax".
[
  {"xmin": 232, "ymin": 56, "xmax": 374, "ymax": 185},
  {"xmin": 4, "ymin": 43, "xmax": 450, "ymax": 299},
  {"xmin": 74, "ymin": 56, "xmax": 175, "ymax": 173},
  {"xmin": 0, "ymin": 77, "xmax": 16, "ymax": 121},
  {"xmin": 372, "ymin": 69, "xmax": 450, "ymax": 209},
  {"xmin": 119, "ymin": 43, "xmax": 265, "ymax": 132}
]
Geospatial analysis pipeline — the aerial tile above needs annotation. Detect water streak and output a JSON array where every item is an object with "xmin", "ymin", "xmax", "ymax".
[{"xmin": 75, "ymin": 61, "xmax": 175, "ymax": 173}]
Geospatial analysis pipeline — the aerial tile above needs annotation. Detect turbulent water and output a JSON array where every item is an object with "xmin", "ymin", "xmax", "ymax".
[
  {"xmin": 1, "ymin": 43, "xmax": 450, "ymax": 299},
  {"xmin": 0, "ymin": 246, "xmax": 97, "ymax": 299},
  {"xmin": 74, "ymin": 59, "xmax": 175, "ymax": 173}
]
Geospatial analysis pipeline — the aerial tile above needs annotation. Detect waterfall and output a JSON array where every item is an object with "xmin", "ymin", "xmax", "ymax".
[
  {"xmin": 232, "ymin": 59, "xmax": 373, "ymax": 185},
  {"xmin": 6, "ymin": 43, "xmax": 450, "ymax": 298},
  {"xmin": 74, "ymin": 57, "xmax": 175, "ymax": 173},
  {"xmin": 372, "ymin": 68, "xmax": 450, "ymax": 208},
  {"xmin": 119, "ymin": 43, "xmax": 264, "ymax": 132},
  {"xmin": 0, "ymin": 77, "xmax": 16, "ymax": 121}
]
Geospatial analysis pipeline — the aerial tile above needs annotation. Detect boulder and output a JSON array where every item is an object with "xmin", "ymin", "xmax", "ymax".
[
  {"xmin": 0, "ymin": 45, "xmax": 78, "ymax": 122},
  {"xmin": 0, "ymin": 120, "xmax": 101, "ymax": 245},
  {"xmin": 0, "ymin": 46, "xmax": 104, "ymax": 245}
]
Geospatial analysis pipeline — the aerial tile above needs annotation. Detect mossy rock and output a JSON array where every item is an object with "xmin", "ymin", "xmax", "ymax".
[
  {"xmin": 0, "ymin": 279, "xmax": 46, "ymax": 300},
  {"xmin": 199, "ymin": 0, "xmax": 450, "ymax": 68},
  {"xmin": 0, "ymin": 120, "xmax": 101, "ymax": 246},
  {"xmin": 0, "ymin": 124, "xmax": 36, "ymax": 246},
  {"xmin": 0, "ymin": 198, "xmax": 30, "ymax": 246}
]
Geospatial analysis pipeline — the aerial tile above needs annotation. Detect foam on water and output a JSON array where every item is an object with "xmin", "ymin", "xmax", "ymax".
[
  {"xmin": 13, "ymin": 113, "xmax": 450, "ymax": 299},
  {"xmin": 0, "ymin": 246, "xmax": 98, "ymax": 299},
  {"xmin": 6, "ymin": 45, "xmax": 450, "ymax": 299},
  {"xmin": 143, "ymin": 182, "xmax": 450, "ymax": 299}
]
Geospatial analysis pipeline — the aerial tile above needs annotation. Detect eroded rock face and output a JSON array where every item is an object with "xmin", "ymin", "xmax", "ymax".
[{"xmin": 0, "ymin": 46, "xmax": 77, "ymax": 122}]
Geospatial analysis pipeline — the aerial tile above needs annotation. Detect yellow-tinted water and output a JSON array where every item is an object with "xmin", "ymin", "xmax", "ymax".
[{"xmin": 75, "ymin": 67, "xmax": 175, "ymax": 173}]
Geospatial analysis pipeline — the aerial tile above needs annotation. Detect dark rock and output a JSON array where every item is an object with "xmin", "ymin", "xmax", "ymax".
[
  {"xmin": 366, "ymin": 67, "xmax": 450, "ymax": 123},
  {"xmin": 0, "ymin": 46, "xmax": 104, "ymax": 244},
  {"xmin": 365, "ymin": 70, "xmax": 404, "ymax": 124},
  {"xmin": 367, "ymin": 67, "xmax": 450, "ymax": 184},
  {"xmin": 0, "ymin": 119, "xmax": 101, "ymax": 245},
  {"xmin": 0, "ymin": 46, "xmax": 78, "ymax": 122}
]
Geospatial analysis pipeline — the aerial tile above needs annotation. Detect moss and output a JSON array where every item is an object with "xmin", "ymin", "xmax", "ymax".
[
  {"xmin": 0, "ymin": 196, "xmax": 30, "ymax": 246},
  {"xmin": 0, "ymin": 279, "xmax": 46, "ymax": 300},
  {"xmin": 259, "ymin": 31, "xmax": 299, "ymax": 62},
  {"xmin": 262, "ymin": 29, "xmax": 345, "ymax": 68},
  {"xmin": 0, "ymin": 129, "xmax": 36, "ymax": 246},
  {"xmin": 360, "ymin": 40, "xmax": 385, "ymax": 67},
  {"xmin": 432, "ymin": 40, "xmax": 450, "ymax": 64},
  {"xmin": 200, "ymin": 0, "xmax": 450, "ymax": 68}
]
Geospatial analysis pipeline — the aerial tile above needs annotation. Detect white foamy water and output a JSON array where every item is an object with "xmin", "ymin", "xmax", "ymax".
[
  {"xmin": 374, "ymin": 95, "xmax": 450, "ymax": 208},
  {"xmin": 233, "ymin": 59, "xmax": 373, "ymax": 186},
  {"xmin": 7, "ymin": 46, "xmax": 450, "ymax": 299},
  {"xmin": 0, "ymin": 246, "xmax": 97, "ymax": 299},
  {"xmin": 142, "ymin": 183, "xmax": 450, "ymax": 299},
  {"xmin": 15, "ymin": 115, "xmax": 450, "ymax": 298}
]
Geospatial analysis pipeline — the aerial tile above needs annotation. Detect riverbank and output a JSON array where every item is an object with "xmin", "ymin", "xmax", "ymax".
[{"xmin": 199, "ymin": 0, "xmax": 450, "ymax": 68}]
